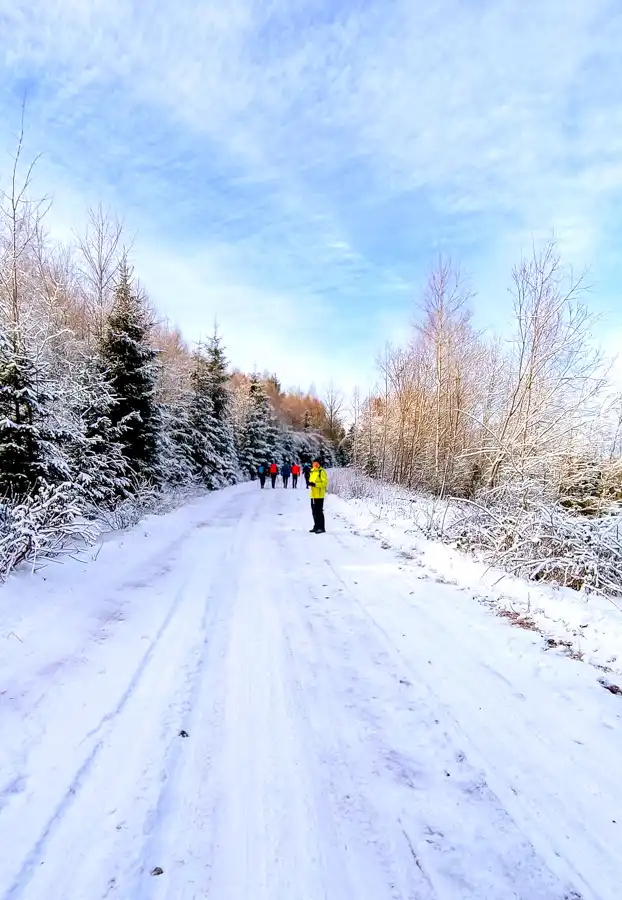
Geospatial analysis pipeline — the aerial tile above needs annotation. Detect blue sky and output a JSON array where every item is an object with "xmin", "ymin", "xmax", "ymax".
[{"xmin": 1, "ymin": 0, "xmax": 622, "ymax": 393}]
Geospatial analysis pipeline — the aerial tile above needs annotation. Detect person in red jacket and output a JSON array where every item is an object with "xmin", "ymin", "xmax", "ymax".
[
  {"xmin": 269, "ymin": 462, "xmax": 278, "ymax": 488},
  {"xmin": 291, "ymin": 463, "xmax": 301, "ymax": 488}
]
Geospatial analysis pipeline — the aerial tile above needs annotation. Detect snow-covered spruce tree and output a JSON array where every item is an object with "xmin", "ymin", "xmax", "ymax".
[
  {"xmin": 239, "ymin": 374, "xmax": 272, "ymax": 477},
  {"xmin": 294, "ymin": 431, "xmax": 314, "ymax": 464},
  {"xmin": 290, "ymin": 429, "xmax": 337, "ymax": 467},
  {"xmin": 187, "ymin": 345, "xmax": 222, "ymax": 489},
  {"xmin": 65, "ymin": 356, "xmax": 131, "ymax": 507},
  {"xmin": 315, "ymin": 432, "xmax": 337, "ymax": 467},
  {"xmin": 281, "ymin": 427, "xmax": 296, "ymax": 464},
  {"xmin": 157, "ymin": 401, "xmax": 198, "ymax": 486},
  {"xmin": 266, "ymin": 408, "xmax": 284, "ymax": 464},
  {"xmin": 0, "ymin": 323, "xmax": 68, "ymax": 497},
  {"xmin": 99, "ymin": 260, "xmax": 160, "ymax": 483},
  {"xmin": 338, "ymin": 424, "xmax": 355, "ymax": 467},
  {"xmin": 203, "ymin": 331, "xmax": 239, "ymax": 484}
]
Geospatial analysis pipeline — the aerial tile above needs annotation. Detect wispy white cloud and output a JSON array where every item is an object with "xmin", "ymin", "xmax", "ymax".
[{"xmin": 1, "ymin": 0, "xmax": 622, "ymax": 390}]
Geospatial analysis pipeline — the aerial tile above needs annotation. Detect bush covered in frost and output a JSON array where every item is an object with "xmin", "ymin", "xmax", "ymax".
[
  {"xmin": 0, "ymin": 482, "xmax": 97, "ymax": 580},
  {"xmin": 330, "ymin": 468, "xmax": 622, "ymax": 598},
  {"xmin": 448, "ymin": 486, "xmax": 622, "ymax": 597}
]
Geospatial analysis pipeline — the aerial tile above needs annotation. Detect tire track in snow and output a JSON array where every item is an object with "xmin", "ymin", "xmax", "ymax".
[
  {"xmin": 323, "ymin": 558, "xmax": 582, "ymax": 899},
  {"xmin": 0, "ymin": 488, "xmax": 239, "ymax": 724},
  {"xmin": 327, "ymin": 528, "xmax": 608, "ymax": 900},
  {"xmin": 0, "ymin": 523, "xmax": 206, "ymax": 824},
  {"xmin": 268, "ymin": 512, "xmax": 438, "ymax": 898},
  {"xmin": 279, "ymin": 600, "xmax": 439, "ymax": 900},
  {"xmin": 276, "ymin": 520, "xmax": 582, "ymax": 899},
  {"xmin": 0, "ymin": 776, "xmax": 26, "ymax": 817},
  {"xmin": 125, "ymin": 499, "xmax": 260, "ymax": 900},
  {"xmin": 1, "ymin": 563, "xmax": 197, "ymax": 900},
  {"xmin": 0, "ymin": 491, "xmax": 260, "ymax": 900},
  {"xmin": 3, "ymin": 491, "xmax": 262, "ymax": 900}
]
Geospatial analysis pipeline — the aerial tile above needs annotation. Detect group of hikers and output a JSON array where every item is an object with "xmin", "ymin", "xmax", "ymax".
[
  {"xmin": 256, "ymin": 459, "xmax": 328, "ymax": 534},
  {"xmin": 257, "ymin": 461, "xmax": 308, "ymax": 490}
]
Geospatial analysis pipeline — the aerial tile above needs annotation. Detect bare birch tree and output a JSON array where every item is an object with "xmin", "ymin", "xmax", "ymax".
[
  {"xmin": 322, "ymin": 380, "xmax": 345, "ymax": 444},
  {"xmin": 354, "ymin": 240, "xmax": 613, "ymax": 508},
  {"xmin": 76, "ymin": 204, "xmax": 125, "ymax": 343},
  {"xmin": 485, "ymin": 241, "xmax": 606, "ymax": 489}
]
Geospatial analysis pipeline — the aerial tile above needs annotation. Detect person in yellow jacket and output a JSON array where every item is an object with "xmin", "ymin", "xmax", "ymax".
[{"xmin": 308, "ymin": 460, "xmax": 328, "ymax": 533}]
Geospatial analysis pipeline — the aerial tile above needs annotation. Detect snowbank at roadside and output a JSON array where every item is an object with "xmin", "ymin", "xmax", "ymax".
[{"xmin": 330, "ymin": 484, "xmax": 622, "ymax": 679}]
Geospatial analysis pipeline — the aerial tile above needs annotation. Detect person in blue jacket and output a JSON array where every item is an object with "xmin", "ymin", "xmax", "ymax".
[
  {"xmin": 281, "ymin": 462, "xmax": 291, "ymax": 488},
  {"xmin": 257, "ymin": 463, "xmax": 267, "ymax": 488}
]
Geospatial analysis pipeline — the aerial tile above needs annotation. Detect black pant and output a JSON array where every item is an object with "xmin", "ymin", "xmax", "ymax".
[
  {"xmin": 311, "ymin": 498, "xmax": 325, "ymax": 532},
  {"xmin": 304, "ymin": 476, "xmax": 310, "ymax": 488},
  {"xmin": 283, "ymin": 476, "xmax": 289, "ymax": 488},
  {"xmin": 259, "ymin": 474, "xmax": 266, "ymax": 488},
  {"xmin": 292, "ymin": 475, "xmax": 298, "ymax": 488},
  {"xmin": 271, "ymin": 474, "xmax": 277, "ymax": 488}
]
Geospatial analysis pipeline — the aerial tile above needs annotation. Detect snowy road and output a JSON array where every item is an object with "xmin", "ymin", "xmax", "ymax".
[{"xmin": 1, "ymin": 483, "xmax": 620, "ymax": 900}]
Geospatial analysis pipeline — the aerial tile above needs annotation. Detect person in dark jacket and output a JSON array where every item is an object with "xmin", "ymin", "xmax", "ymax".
[
  {"xmin": 269, "ymin": 462, "xmax": 278, "ymax": 488},
  {"xmin": 281, "ymin": 463, "xmax": 291, "ymax": 488},
  {"xmin": 302, "ymin": 462, "xmax": 311, "ymax": 488},
  {"xmin": 291, "ymin": 463, "xmax": 300, "ymax": 488},
  {"xmin": 257, "ymin": 463, "xmax": 267, "ymax": 488}
]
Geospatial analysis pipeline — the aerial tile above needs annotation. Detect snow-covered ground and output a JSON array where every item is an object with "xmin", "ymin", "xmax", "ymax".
[
  {"xmin": 329, "ymin": 480, "xmax": 622, "ymax": 680},
  {"xmin": 1, "ymin": 482, "xmax": 620, "ymax": 899}
]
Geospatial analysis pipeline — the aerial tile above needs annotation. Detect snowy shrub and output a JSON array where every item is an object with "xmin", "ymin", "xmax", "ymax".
[
  {"xmin": 94, "ymin": 482, "xmax": 200, "ymax": 532},
  {"xmin": 0, "ymin": 482, "xmax": 97, "ymax": 580},
  {"xmin": 334, "ymin": 468, "xmax": 622, "ymax": 597},
  {"xmin": 329, "ymin": 468, "xmax": 456, "ymax": 537},
  {"xmin": 328, "ymin": 468, "xmax": 402, "ymax": 507},
  {"xmin": 447, "ymin": 488, "xmax": 622, "ymax": 597},
  {"xmin": 328, "ymin": 468, "xmax": 378, "ymax": 501},
  {"xmin": 0, "ymin": 478, "xmax": 200, "ymax": 580}
]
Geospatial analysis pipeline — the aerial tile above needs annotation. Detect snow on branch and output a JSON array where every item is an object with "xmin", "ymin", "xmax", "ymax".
[{"xmin": 0, "ymin": 482, "xmax": 97, "ymax": 580}]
